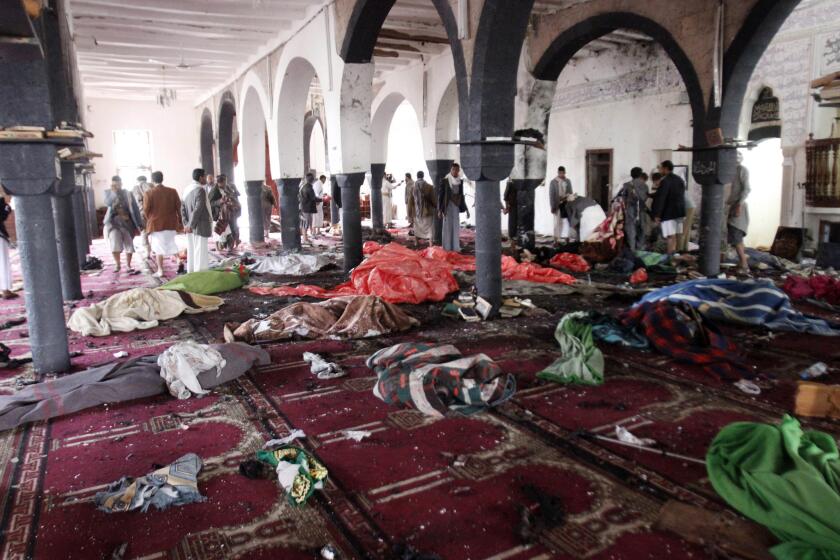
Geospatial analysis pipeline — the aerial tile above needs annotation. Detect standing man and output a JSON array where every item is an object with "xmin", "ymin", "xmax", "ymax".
[
  {"xmin": 209, "ymin": 174, "xmax": 240, "ymax": 248},
  {"xmin": 299, "ymin": 173, "xmax": 320, "ymax": 245},
  {"xmin": 181, "ymin": 169, "xmax": 213, "ymax": 274},
  {"xmin": 261, "ymin": 182, "xmax": 277, "ymax": 238},
  {"xmin": 144, "ymin": 171, "xmax": 182, "ymax": 278},
  {"xmin": 412, "ymin": 171, "xmax": 436, "ymax": 246},
  {"xmin": 503, "ymin": 180, "xmax": 518, "ymax": 249},
  {"xmin": 311, "ymin": 174, "xmax": 325, "ymax": 236},
  {"xmin": 727, "ymin": 152, "xmax": 751, "ymax": 272},
  {"xmin": 405, "ymin": 172, "xmax": 416, "ymax": 229},
  {"xmin": 549, "ymin": 166, "xmax": 573, "ymax": 244},
  {"xmin": 205, "ymin": 173, "xmax": 215, "ymax": 192},
  {"xmin": 616, "ymin": 167, "xmax": 649, "ymax": 251},
  {"xmin": 0, "ymin": 184, "xmax": 16, "ymax": 299},
  {"xmin": 132, "ymin": 175, "xmax": 153, "ymax": 256},
  {"xmin": 438, "ymin": 162, "xmax": 468, "ymax": 252},
  {"xmin": 651, "ymin": 160, "xmax": 686, "ymax": 255},
  {"xmin": 103, "ymin": 176, "xmax": 142, "ymax": 272},
  {"xmin": 381, "ymin": 173, "xmax": 399, "ymax": 227}
]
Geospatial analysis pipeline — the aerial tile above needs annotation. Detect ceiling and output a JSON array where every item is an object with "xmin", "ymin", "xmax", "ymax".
[{"xmin": 68, "ymin": 0, "xmax": 329, "ymax": 101}]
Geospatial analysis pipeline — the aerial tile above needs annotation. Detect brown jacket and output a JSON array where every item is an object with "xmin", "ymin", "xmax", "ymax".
[{"xmin": 143, "ymin": 184, "xmax": 182, "ymax": 233}]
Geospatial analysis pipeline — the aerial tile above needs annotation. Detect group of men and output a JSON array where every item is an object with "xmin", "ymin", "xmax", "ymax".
[{"xmin": 546, "ymin": 157, "xmax": 750, "ymax": 267}]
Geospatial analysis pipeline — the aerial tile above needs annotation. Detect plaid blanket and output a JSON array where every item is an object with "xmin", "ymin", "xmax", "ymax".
[
  {"xmin": 639, "ymin": 279, "xmax": 840, "ymax": 336},
  {"xmin": 621, "ymin": 301, "xmax": 749, "ymax": 381},
  {"xmin": 367, "ymin": 343, "xmax": 515, "ymax": 418}
]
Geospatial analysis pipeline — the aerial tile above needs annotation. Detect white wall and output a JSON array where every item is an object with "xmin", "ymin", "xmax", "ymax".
[{"xmin": 85, "ymin": 97, "xmax": 199, "ymax": 205}]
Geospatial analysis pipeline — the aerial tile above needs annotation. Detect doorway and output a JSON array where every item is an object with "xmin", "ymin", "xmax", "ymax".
[{"xmin": 586, "ymin": 149, "xmax": 613, "ymax": 211}]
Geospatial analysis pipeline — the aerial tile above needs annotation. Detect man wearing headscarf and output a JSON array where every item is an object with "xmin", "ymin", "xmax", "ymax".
[{"xmin": 438, "ymin": 162, "xmax": 468, "ymax": 252}]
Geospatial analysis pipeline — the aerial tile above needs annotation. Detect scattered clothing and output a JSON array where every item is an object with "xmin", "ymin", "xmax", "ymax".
[
  {"xmin": 589, "ymin": 313, "xmax": 649, "ymax": 349},
  {"xmin": 420, "ymin": 246, "xmax": 477, "ymax": 271},
  {"xmin": 640, "ymin": 279, "xmax": 840, "ymax": 336},
  {"xmin": 501, "ymin": 256, "xmax": 576, "ymax": 285},
  {"xmin": 621, "ymin": 301, "xmax": 749, "ymax": 381},
  {"xmin": 68, "ymin": 288, "xmax": 223, "ymax": 336},
  {"xmin": 232, "ymin": 296, "xmax": 418, "ymax": 342},
  {"xmin": 538, "ymin": 312, "xmax": 604, "ymax": 386},
  {"xmin": 707, "ymin": 415, "xmax": 840, "ymax": 560},
  {"xmin": 368, "ymin": 343, "xmax": 515, "ymax": 418},
  {"xmin": 158, "ymin": 341, "xmax": 226, "ymax": 399},
  {"xmin": 159, "ymin": 270, "xmax": 245, "ymax": 295},
  {"xmin": 629, "ymin": 268, "xmax": 648, "ymax": 284},
  {"xmin": 247, "ymin": 253, "xmax": 332, "ymax": 275},
  {"xmin": 549, "ymin": 252, "xmax": 590, "ymax": 273},
  {"xmin": 95, "ymin": 453, "xmax": 205, "ymax": 513},
  {"xmin": 302, "ymin": 352, "xmax": 346, "ymax": 379},
  {"xmin": 783, "ymin": 275, "xmax": 840, "ymax": 306},
  {"xmin": 251, "ymin": 446, "xmax": 328, "ymax": 506}
]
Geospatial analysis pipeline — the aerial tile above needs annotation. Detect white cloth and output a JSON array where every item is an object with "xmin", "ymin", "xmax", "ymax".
[
  {"xmin": 381, "ymin": 179, "xmax": 396, "ymax": 224},
  {"xmin": 579, "ymin": 205, "xmax": 607, "ymax": 242},
  {"xmin": 0, "ymin": 237, "xmax": 10, "ymax": 291},
  {"xmin": 149, "ymin": 230, "xmax": 178, "ymax": 256},
  {"xmin": 158, "ymin": 341, "xmax": 226, "ymax": 400},
  {"xmin": 553, "ymin": 214, "xmax": 572, "ymax": 242},
  {"xmin": 185, "ymin": 233, "xmax": 209, "ymax": 273},
  {"xmin": 247, "ymin": 253, "xmax": 332, "ymax": 275},
  {"xmin": 661, "ymin": 218, "xmax": 685, "ymax": 237},
  {"xmin": 67, "ymin": 287, "xmax": 222, "ymax": 336}
]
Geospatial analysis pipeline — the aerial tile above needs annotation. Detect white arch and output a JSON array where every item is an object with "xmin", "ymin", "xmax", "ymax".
[
  {"xmin": 433, "ymin": 77, "xmax": 459, "ymax": 161},
  {"xmin": 371, "ymin": 91, "xmax": 417, "ymax": 165},
  {"xmin": 273, "ymin": 57, "xmax": 320, "ymax": 178},
  {"xmin": 237, "ymin": 71, "xmax": 271, "ymax": 182}
]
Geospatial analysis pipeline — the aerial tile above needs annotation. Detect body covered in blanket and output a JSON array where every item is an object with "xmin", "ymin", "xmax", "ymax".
[
  {"xmin": 231, "ymin": 295, "xmax": 418, "ymax": 342},
  {"xmin": 68, "ymin": 287, "xmax": 223, "ymax": 336}
]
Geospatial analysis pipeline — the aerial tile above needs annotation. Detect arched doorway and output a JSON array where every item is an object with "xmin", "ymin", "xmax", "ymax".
[
  {"xmin": 384, "ymin": 99, "xmax": 427, "ymax": 223},
  {"xmin": 239, "ymin": 85, "xmax": 269, "ymax": 242}
]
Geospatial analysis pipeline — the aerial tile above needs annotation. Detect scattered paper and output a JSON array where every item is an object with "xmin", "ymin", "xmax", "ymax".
[
  {"xmin": 343, "ymin": 430, "xmax": 372, "ymax": 442},
  {"xmin": 615, "ymin": 426, "xmax": 657, "ymax": 447},
  {"xmin": 734, "ymin": 379, "xmax": 761, "ymax": 395},
  {"xmin": 264, "ymin": 429, "xmax": 306, "ymax": 449},
  {"xmin": 113, "ymin": 351, "xmax": 128, "ymax": 358},
  {"xmin": 303, "ymin": 352, "xmax": 345, "ymax": 380}
]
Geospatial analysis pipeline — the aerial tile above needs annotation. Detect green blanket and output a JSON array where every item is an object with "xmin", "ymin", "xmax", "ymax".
[
  {"xmin": 707, "ymin": 415, "xmax": 840, "ymax": 560},
  {"xmin": 537, "ymin": 312, "xmax": 604, "ymax": 385},
  {"xmin": 159, "ymin": 270, "xmax": 244, "ymax": 295}
]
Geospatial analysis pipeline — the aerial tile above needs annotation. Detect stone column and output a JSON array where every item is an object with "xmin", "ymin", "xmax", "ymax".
[
  {"xmin": 15, "ymin": 193, "xmax": 71, "ymax": 372},
  {"xmin": 694, "ymin": 148, "xmax": 737, "ymax": 277},
  {"xmin": 336, "ymin": 172, "xmax": 365, "ymax": 272},
  {"xmin": 277, "ymin": 178, "xmax": 301, "ymax": 251},
  {"xmin": 84, "ymin": 173, "xmax": 98, "ymax": 237},
  {"xmin": 244, "ymin": 180, "xmax": 265, "ymax": 244},
  {"xmin": 52, "ymin": 161, "xmax": 82, "ymax": 300},
  {"xmin": 370, "ymin": 163, "xmax": 385, "ymax": 231},
  {"xmin": 426, "ymin": 159, "xmax": 453, "ymax": 246},
  {"xmin": 475, "ymin": 179, "xmax": 504, "ymax": 310},
  {"xmin": 507, "ymin": 178, "xmax": 540, "ymax": 250}
]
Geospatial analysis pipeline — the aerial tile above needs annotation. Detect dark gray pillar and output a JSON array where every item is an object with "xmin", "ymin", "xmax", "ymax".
[
  {"xmin": 51, "ymin": 193, "xmax": 83, "ymax": 300},
  {"xmin": 85, "ymin": 175, "xmax": 97, "ymax": 238},
  {"xmin": 244, "ymin": 180, "xmax": 265, "ymax": 244},
  {"xmin": 426, "ymin": 159, "xmax": 453, "ymax": 246},
  {"xmin": 71, "ymin": 188, "xmax": 88, "ymax": 265},
  {"xmin": 14, "ymin": 194, "xmax": 71, "ymax": 373},
  {"xmin": 278, "ymin": 178, "xmax": 301, "ymax": 251},
  {"xmin": 330, "ymin": 199, "xmax": 340, "ymax": 225},
  {"xmin": 475, "ymin": 179, "xmax": 503, "ymax": 312},
  {"xmin": 699, "ymin": 182, "xmax": 724, "ymax": 276},
  {"xmin": 336, "ymin": 172, "xmax": 365, "ymax": 272},
  {"xmin": 516, "ymin": 179, "xmax": 539, "ymax": 251},
  {"xmin": 370, "ymin": 163, "xmax": 385, "ymax": 231}
]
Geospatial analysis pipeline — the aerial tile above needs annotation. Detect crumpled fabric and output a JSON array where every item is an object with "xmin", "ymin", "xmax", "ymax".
[
  {"xmin": 589, "ymin": 313, "xmax": 649, "ymax": 349},
  {"xmin": 254, "ymin": 446, "xmax": 328, "ymax": 506},
  {"xmin": 233, "ymin": 295, "xmax": 418, "ymax": 342},
  {"xmin": 641, "ymin": 278, "xmax": 840, "ymax": 336},
  {"xmin": 621, "ymin": 300, "xmax": 749, "ymax": 381},
  {"xmin": 784, "ymin": 275, "xmax": 840, "ymax": 306},
  {"xmin": 302, "ymin": 352, "xmax": 345, "ymax": 379},
  {"xmin": 95, "ymin": 453, "xmax": 205, "ymax": 513},
  {"xmin": 363, "ymin": 241, "xmax": 384, "ymax": 255},
  {"xmin": 68, "ymin": 288, "xmax": 223, "ymax": 337},
  {"xmin": 248, "ymin": 253, "xmax": 333, "ymax": 275},
  {"xmin": 159, "ymin": 270, "xmax": 245, "ymax": 295},
  {"xmin": 419, "ymin": 246, "xmax": 477, "ymax": 271},
  {"xmin": 630, "ymin": 268, "xmax": 648, "ymax": 284},
  {"xmin": 501, "ymin": 256, "xmax": 576, "ymax": 285},
  {"xmin": 707, "ymin": 415, "xmax": 840, "ymax": 560},
  {"xmin": 158, "ymin": 341, "xmax": 226, "ymax": 399},
  {"xmin": 538, "ymin": 312, "xmax": 604, "ymax": 385},
  {"xmin": 250, "ymin": 243, "xmax": 459, "ymax": 304},
  {"xmin": 368, "ymin": 343, "xmax": 516, "ymax": 418},
  {"xmin": 549, "ymin": 252, "xmax": 590, "ymax": 273}
]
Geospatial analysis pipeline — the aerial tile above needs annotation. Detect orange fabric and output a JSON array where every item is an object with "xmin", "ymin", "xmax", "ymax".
[
  {"xmin": 419, "ymin": 246, "xmax": 477, "ymax": 271},
  {"xmin": 549, "ymin": 252, "xmax": 591, "ymax": 273},
  {"xmin": 630, "ymin": 268, "xmax": 648, "ymax": 284},
  {"xmin": 363, "ymin": 241, "xmax": 384, "ymax": 255},
  {"xmin": 501, "ymin": 256, "xmax": 576, "ymax": 285}
]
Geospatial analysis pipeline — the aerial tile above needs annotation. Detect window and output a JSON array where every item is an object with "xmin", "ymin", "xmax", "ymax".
[{"xmin": 113, "ymin": 129, "xmax": 152, "ymax": 182}]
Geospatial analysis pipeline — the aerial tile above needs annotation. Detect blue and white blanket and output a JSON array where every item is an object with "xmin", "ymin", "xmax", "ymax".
[{"xmin": 638, "ymin": 279, "xmax": 840, "ymax": 336}]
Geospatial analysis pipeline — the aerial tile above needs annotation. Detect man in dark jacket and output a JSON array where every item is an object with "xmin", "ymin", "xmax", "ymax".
[
  {"xmin": 651, "ymin": 160, "xmax": 686, "ymax": 255},
  {"xmin": 299, "ymin": 174, "xmax": 320, "ymax": 245}
]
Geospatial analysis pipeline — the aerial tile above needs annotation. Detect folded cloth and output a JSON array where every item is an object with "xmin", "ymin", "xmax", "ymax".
[
  {"xmin": 621, "ymin": 301, "xmax": 749, "ymax": 381},
  {"xmin": 248, "ymin": 253, "xmax": 333, "ymax": 275},
  {"xmin": 233, "ymin": 295, "xmax": 418, "ymax": 342},
  {"xmin": 68, "ymin": 288, "xmax": 223, "ymax": 336},
  {"xmin": 95, "ymin": 453, "xmax": 205, "ymax": 513},
  {"xmin": 639, "ymin": 278, "xmax": 840, "ymax": 336},
  {"xmin": 707, "ymin": 415, "xmax": 840, "ymax": 560},
  {"xmin": 538, "ymin": 312, "xmax": 604, "ymax": 386},
  {"xmin": 368, "ymin": 343, "xmax": 516, "ymax": 418},
  {"xmin": 253, "ymin": 446, "xmax": 328, "ymax": 506},
  {"xmin": 159, "ymin": 270, "xmax": 245, "ymax": 295},
  {"xmin": 0, "ymin": 343, "xmax": 270, "ymax": 431}
]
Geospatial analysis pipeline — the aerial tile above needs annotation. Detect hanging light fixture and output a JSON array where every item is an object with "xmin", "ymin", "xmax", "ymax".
[{"xmin": 156, "ymin": 67, "xmax": 177, "ymax": 108}]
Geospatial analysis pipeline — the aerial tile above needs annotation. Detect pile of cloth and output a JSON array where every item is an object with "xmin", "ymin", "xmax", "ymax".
[
  {"xmin": 95, "ymin": 453, "xmax": 205, "ymax": 513},
  {"xmin": 538, "ymin": 312, "xmax": 605, "ymax": 386},
  {"xmin": 368, "ymin": 343, "xmax": 515, "ymax": 418},
  {"xmin": 159, "ymin": 269, "xmax": 246, "ymax": 295},
  {"xmin": 363, "ymin": 241, "xmax": 384, "ymax": 255},
  {"xmin": 502, "ymin": 256, "xmax": 576, "ymax": 285},
  {"xmin": 250, "ymin": 243, "xmax": 459, "ymax": 304},
  {"xmin": 783, "ymin": 275, "xmax": 840, "ymax": 306},
  {"xmin": 549, "ymin": 252, "xmax": 590, "ymax": 273},
  {"xmin": 230, "ymin": 295, "xmax": 418, "ymax": 343},
  {"xmin": 247, "ymin": 253, "xmax": 333, "ymax": 276},
  {"xmin": 240, "ymin": 446, "xmax": 329, "ymax": 506},
  {"xmin": 420, "ymin": 246, "xmax": 477, "ymax": 271},
  {"xmin": 0, "ymin": 343, "xmax": 269, "ymax": 431},
  {"xmin": 707, "ymin": 415, "xmax": 840, "ymax": 559},
  {"xmin": 640, "ymin": 279, "xmax": 840, "ymax": 336},
  {"xmin": 68, "ymin": 288, "xmax": 223, "ymax": 336}
]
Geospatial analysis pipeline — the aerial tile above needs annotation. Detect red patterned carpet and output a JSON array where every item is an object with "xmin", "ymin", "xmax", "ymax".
[{"xmin": 0, "ymin": 233, "xmax": 837, "ymax": 559}]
